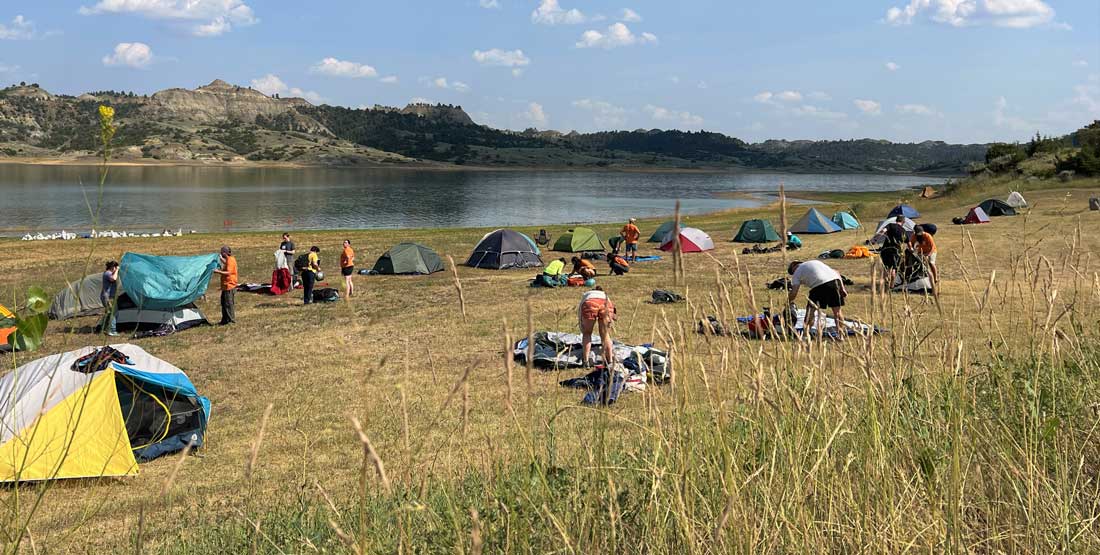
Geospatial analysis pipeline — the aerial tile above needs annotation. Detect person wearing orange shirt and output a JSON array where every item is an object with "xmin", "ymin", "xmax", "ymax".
[
  {"xmin": 340, "ymin": 239, "xmax": 356, "ymax": 299},
  {"xmin": 572, "ymin": 256, "xmax": 597, "ymax": 279},
  {"xmin": 910, "ymin": 226, "xmax": 938, "ymax": 284},
  {"xmin": 212, "ymin": 245, "xmax": 239, "ymax": 325},
  {"xmin": 620, "ymin": 218, "xmax": 641, "ymax": 262}
]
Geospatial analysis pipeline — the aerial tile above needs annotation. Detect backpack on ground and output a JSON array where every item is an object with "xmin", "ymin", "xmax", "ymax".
[
  {"xmin": 651, "ymin": 289, "xmax": 683, "ymax": 304},
  {"xmin": 312, "ymin": 288, "xmax": 340, "ymax": 303}
]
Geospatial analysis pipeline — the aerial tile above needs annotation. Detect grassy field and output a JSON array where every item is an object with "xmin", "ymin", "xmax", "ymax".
[{"xmin": 1, "ymin": 175, "xmax": 1099, "ymax": 553}]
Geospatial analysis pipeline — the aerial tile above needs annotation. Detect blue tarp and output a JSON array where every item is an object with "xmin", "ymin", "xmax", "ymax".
[{"xmin": 120, "ymin": 252, "xmax": 220, "ymax": 310}]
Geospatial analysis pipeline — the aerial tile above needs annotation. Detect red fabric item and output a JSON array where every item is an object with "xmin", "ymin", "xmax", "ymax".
[{"xmin": 269, "ymin": 268, "xmax": 292, "ymax": 295}]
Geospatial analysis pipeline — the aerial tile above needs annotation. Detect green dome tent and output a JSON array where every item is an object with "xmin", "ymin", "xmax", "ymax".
[
  {"xmin": 648, "ymin": 221, "xmax": 684, "ymax": 243},
  {"xmin": 831, "ymin": 211, "xmax": 861, "ymax": 230},
  {"xmin": 373, "ymin": 243, "xmax": 445, "ymax": 275},
  {"xmin": 732, "ymin": 219, "xmax": 781, "ymax": 243},
  {"xmin": 553, "ymin": 227, "xmax": 605, "ymax": 252}
]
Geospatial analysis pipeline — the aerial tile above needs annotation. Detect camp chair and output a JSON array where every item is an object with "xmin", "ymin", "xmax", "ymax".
[{"xmin": 535, "ymin": 229, "xmax": 552, "ymax": 246}]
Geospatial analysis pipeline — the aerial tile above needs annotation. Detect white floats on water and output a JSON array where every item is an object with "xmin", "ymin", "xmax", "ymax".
[{"xmin": 20, "ymin": 229, "xmax": 197, "ymax": 241}]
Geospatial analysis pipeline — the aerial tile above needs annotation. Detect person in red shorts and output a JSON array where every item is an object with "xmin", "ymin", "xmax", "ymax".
[{"xmin": 577, "ymin": 286, "xmax": 616, "ymax": 366}]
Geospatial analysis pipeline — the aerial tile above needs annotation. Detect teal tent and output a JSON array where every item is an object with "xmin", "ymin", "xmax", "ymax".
[
  {"xmin": 648, "ymin": 221, "xmax": 684, "ymax": 243},
  {"xmin": 119, "ymin": 253, "xmax": 220, "ymax": 310},
  {"xmin": 373, "ymin": 243, "xmax": 445, "ymax": 275},
  {"xmin": 831, "ymin": 211, "xmax": 861, "ymax": 230},
  {"xmin": 732, "ymin": 219, "xmax": 781, "ymax": 243},
  {"xmin": 790, "ymin": 208, "xmax": 843, "ymax": 234}
]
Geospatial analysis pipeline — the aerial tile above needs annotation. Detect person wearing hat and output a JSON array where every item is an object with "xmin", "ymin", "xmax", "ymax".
[
  {"xmin": 620, "ymin": 218, "xmax": 641, "ymax": 262},
  {"xmin": 212, "ymin": 245, "xmax": 239, "ymax": 325}
]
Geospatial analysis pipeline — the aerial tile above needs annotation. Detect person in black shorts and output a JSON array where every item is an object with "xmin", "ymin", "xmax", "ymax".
[
  {"xmin": 787, "ymin": 260, "xmax": 848, "ymax": 341},
  {"xmin": 876, "ymin": 215, "xmax": 907, "ymax": 289}
]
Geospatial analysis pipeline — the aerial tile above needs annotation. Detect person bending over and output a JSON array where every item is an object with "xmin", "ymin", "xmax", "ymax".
[
  {"xmin": 571, "ymin": 256, "xmax": 597, "ymax": 279},
  {"xmin": 787, "ymin": 260, "xmax": 848, "ymax": 341},
  {"xmin": 577, "ymin": 286, "xmax": 616, "ymax": 366}
]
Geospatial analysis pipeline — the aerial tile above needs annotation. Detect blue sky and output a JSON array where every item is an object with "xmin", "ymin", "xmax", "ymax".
[{"xmin": 0, "ymin": 0, "xmax": 1096, "ymax": 143}]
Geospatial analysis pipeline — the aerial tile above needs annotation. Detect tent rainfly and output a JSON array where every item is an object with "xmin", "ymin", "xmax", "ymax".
[
  {"xmin": 373, "ymin": 243, "xmax": 445, "ymax": 275},
  {"xmin": 732, "ymin": 219, "xmax": 781, "ymax": 243},
  {"xmin": 831, "ymin": 211, "xmax": 861, "ymax": 230},
  {"xmin": 977, "ymin": 199, "xmax": 1017, "ymax": 217},
  {"xmin": 0, "ymin": 344, "xmax": 210, "ymax": 482},
  {"xmin": 659, "ymin": 227, "xmax": 715, "ymax": 253},
  {"xmin": 553, "ymin": 227, "xmax": 605, "ymax": 252},
  {"xmin": 790, "ymin": 208, "xmax": 843, "ymax": 234},
  {"xmin": 49, "ymin": 273, "xmax": 113, "ymax": 321},
  {"xmin": 116, "ymin": 253, "xmax": 220, "ymax": 332},
  {"xmin": 963, "ymin": 206, "xmax": 991, "ymax": 224},
  {"xmin": 1006, "ymin": 191, "xmax": 1027, "ymax": 208},
  {"xmin": 888, "ymin": 204, "xmax": 920, "ymax": 219},
  {"xmin": 648, "ymin": 221, "xmax": 684, "ymax": 243}
]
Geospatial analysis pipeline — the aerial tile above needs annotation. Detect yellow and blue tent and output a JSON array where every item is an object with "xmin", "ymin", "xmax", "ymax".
[{"xmin": 0, "ymin": 344, "xmax": 210, "ymax": 482}]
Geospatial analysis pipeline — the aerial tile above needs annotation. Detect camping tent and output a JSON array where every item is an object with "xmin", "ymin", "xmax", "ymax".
[
  {"xmin": 1006, "ymin": 191, "xmax": 1027, "ymax": 208},
  {"xmin": 732, "ymin": 219, "xmax": 781, "ymax": 243},
  {"xmin": 553, "ymin": 227, "xmax": 605, "ymax": 252},
  {"xmin": 49, "ymin": 273, "xmax": 113, "ymax": 320},
  {"xmin": 790, "ymin": 208, "xmax": 843, "ymax": 234},
  {"xmin": 659, "ymin": 227, "xmax": 714, "ymax": 253},
  {"xmin": 0, "ymin": 344, "xmax": 210, "ymax": 482},
  {"xmin": 978, "ymin": 199, "xmax": 1017, "ymax": 217},
  {"xmin": 870, "ymin": 217, "xmax": 916, "ymax": 245},
  {"xmin": 373, "ymin": 243, "xmax": 444, "ymax": 275},
  {"xmin": 831, "ymin": 211, "xmax": 861, "ymax": 230},
  {"xmin": 648, "ymin": 221, "xmax": 684, "ymax": 243},
  {"xmin": 892, "ymin": 251, "xmax": 934, "ymax": 294},
  {"xmin": 466, "ymin": 229, "xmax": 544, "ymax": 270},
  {"xmin": 116, "ymin": 252, "xmax": 219, "ymax": 332},
  {"xmin": 963, "ymin": 206, "xmax": 991, "ymax": 224},
  {"xmin": 888, "ymin": 204, "xmax": 920, "ymax": 219}
]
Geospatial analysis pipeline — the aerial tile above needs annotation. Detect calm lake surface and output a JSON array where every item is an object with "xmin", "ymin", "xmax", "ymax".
[{"xmin": 0, "ymin": 165, "xmax": 945, "ymax": 235}]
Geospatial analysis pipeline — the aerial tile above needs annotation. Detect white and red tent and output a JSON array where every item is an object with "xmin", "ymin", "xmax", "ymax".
[{"xmin": 659, "ymin": 227, "xmax": 715, "ymax": 253}]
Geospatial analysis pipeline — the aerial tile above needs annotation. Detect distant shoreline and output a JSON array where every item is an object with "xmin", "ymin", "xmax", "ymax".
[{"xmin": 0, "ymin": 156, "xmax": 964, "ymax": 178}]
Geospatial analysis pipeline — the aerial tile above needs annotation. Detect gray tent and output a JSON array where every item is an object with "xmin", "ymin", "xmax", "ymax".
[
  {"xmin": 49, "ymin": 273, "xmax": 117, "ymax": 320},
  {"xmin": 373, "ymin": 243, "xmax": 445, "ymax": 275}
]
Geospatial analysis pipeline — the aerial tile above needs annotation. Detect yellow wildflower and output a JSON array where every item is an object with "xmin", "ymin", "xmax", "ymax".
[
  {"xmin": 98, "ymin": 104, "xmax": 117, "ymax": 149},
  {"xmin": 98, "ymin": 105, "xmax": 115, "ymax": 121}
]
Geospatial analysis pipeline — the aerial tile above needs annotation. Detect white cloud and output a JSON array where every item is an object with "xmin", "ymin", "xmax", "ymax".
[
  {"xmin": 427, "ymin": 77, "xmax": 470, "ymax": 93},
  {"xmin": 854, "ymin": 99, "xmax": 882, "ymax": 115},
  {"xmin": 993, "ymin": 96, "xmax": 1033, "ymax": 131},
  {"xmin": 102, "ymin": 42, "xmax": 154, "ymax": 68},
  {"xmin": 311, "ymin": 57, "xmax": 378, "ymax": 78},
  {"xmin": 522, "ymin": 102, "xmax": 548, "ymax": 127},
  {"xmin": 576, "ymin": 23, "xmax": 657, "ymax": 49},
  {"xmin": 479, "ymin": 0, "xmax": 500, "ymax": 8},
  {"xmin": 644, "ymin": 104, "xmax": 704, "ymax": 127},
  {"xmin": 573, "ymin": 98, "xmax": 628, "ymax": 128},
  {"xmin": 620, "ymin": 8, "xmax": 642, "ymax": 22},
  {"xmin": 776, "ymin": 90, "xmax": 802, "ymax": 102},
  {"xmin": 807, "ymin": 91, "xmax": 831, "ymax": 101},
  {"xmin": 897, "ymin": 103, "xmax": 939, "ymax": 116},
  {"xmin": 792, "ymin": 105, "xmax": 848, "ymax": 120},
  {"xmin": 886, "ymin": 61, "xmax": 900, "ymax": 71},
  {"xmin": 409, "ymin": 97, "xmax": 434, "ymax": 105},
  {"xmin": 754, "ymin": 90, "xmax": 804, "ymax": 104},
  {"xmin": 531, "ymin": 0, "xmax": 586, "ymax": 25},
  {"xmin": 1073, "ymin": 60, "xmax": 1089, "ymax": 68},
  {"xmin": 1072, "ymin": 84, "xmax": 1100, "ymax": 115},
  {"xmin": 0, "ymin": 15, "xmax": 36, "ymax": 40},
  {"xmin": 885, "ymin": 0, "xmax": 1056, "ymax": 29},
  {"xmin": 380, "ymin": 75, "xmax": 398, "ymax": 84},
  {"xmin": 0, "ymin": 63, "xmax": 20, "ymax": 73},
  {"xmin": 80, "ymin": 0, "xmax": 257, "ymax": 36},
  {"xmin": 472, "ymin": 48, "xmax": 530, "ymax": 68},
  {"xmin": 250, "ymin": 73, "xmax": 323, "ymax": 103}
]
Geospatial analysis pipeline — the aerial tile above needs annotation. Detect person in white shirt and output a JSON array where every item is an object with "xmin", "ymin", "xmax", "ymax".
[{"xmin": 786, "ymin": 260, "xmax": 848, "ymax": 341}]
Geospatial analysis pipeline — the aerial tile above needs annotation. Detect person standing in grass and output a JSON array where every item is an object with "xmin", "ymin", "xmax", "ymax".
[
  {"xmin": 302, "ymin": 246, "xmax": 321, "ymax": 305},
  {"xmin": 212, "ymin": 245, "xmax": 238, "ymax": 325},
  {"xmin": 340, "ymin": 239, "xmax": 355, "ymax": 299},
  {"xmin": 620, "ymin": 218, "xmax": 641, "ymax": 262},
  {"xmin": 876, "ymin": 215, "xmax": 907, "ymax": 289},
  {"xmin": 279, "ymin": 232, "xmax": 296, "ymax": 269},
  {"xmin": 578, "ymin": 286, "xmax": 616, "ymax": 366},
  {"xmin": 910, "ymin": 225, "xmax": 938, "ymax": 285},
  {"xmin": 101, "ymin": 260, "xmax": 120, "ymax": 337},
  {"xmin": 787, "ymin": 260, "xmax": 848, "ymax": 341}
]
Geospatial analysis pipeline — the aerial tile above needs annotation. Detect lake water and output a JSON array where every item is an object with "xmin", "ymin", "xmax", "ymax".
[{"xmin": 0, "ymin": 165, "xmax": 945, "ymax": 235}]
